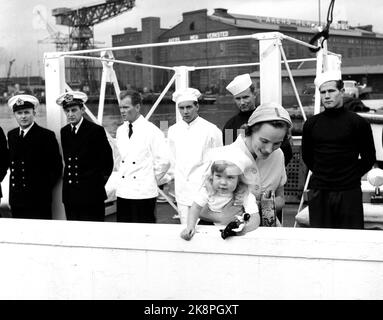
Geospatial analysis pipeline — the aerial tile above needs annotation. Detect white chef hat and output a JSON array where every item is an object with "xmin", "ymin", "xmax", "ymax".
[
  {"xmin": 56, "ymin": 90, "xmax": 88, "ymax": 108},
  {"xmin": 367, "ymin": 168, "xmax": 383, "ymax": 187},
  {"xmin": 172, "ymin": 88, "xmax": 201, "ymax": 104},
  {"xmin": 226, "ymin": 73, "xmax": 252, "ymax": 96},
  {"xmin": 209, "ymin": 145, "xmax": 252, "ymax": 175},
  {"xmin": 314, "ymin": 70, "xmax": 342, "ymax": 88},
  {"xmin": 8, "ymin": 94, "xmax": 39, "ymax": 112}
]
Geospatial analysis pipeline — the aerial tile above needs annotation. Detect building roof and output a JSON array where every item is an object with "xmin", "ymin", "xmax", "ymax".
[{"xmin": 210, "ymin": 10, "xmax": 383, "ymax": 38}]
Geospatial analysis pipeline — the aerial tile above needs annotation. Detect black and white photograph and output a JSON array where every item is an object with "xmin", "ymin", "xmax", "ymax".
[{"xmin": 0, "ymin": 0, "xmax": 383, "ymax": 305}]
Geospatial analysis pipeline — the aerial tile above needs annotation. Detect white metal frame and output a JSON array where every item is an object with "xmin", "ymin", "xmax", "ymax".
[{"xmin": 44, "ymin": 31, "xmax": 337, "ymax": 220}]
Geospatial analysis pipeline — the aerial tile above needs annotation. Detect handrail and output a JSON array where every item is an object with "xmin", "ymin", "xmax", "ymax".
[
  {"xmin": 64, "ymin": 54, "xmax": 174, "ymax": 71},
  {"xmin": 46, "ymin": 34, "xmax": 262, "ymax": 57}
]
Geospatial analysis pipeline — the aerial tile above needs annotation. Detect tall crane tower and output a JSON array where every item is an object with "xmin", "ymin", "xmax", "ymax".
[
  {"xmin": 52, "ymin": 0, "xmax": 136, "ymax": 51},
  {"xmin": 51, "ymin": 0, "xmax": 136, "ymax": 94}
]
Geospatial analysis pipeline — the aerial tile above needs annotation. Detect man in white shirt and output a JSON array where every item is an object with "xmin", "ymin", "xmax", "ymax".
[
  {"xmin": 168, "ymin": 88, "xmax": 223, "ymax": 224},
  {"xmin": 115, "ymin": 90, "xmax": 171, "ymax": 223}
]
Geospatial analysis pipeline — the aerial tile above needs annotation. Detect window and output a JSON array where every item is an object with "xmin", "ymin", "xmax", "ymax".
[{"xmin": 189, "ymin": 22, "xmax": 195, "ymax": 31}]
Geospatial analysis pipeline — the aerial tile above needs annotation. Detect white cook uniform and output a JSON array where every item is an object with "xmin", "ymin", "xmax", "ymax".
[
  {"xmin": 168, "ymin": 116, "xmax": 222, "ymax": 223},
  {"xmin": 115, "ymin": 115, "xmax": 171, "ymax": 199}
]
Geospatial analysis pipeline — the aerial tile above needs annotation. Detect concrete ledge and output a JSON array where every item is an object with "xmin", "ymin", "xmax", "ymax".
[{"xmin": 1, "ymin": 218, "xmax": 383, "ymax": 299}]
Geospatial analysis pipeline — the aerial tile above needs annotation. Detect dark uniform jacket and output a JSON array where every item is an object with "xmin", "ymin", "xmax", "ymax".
[
  {"xmin": 0, "ymin": 127, "xmax": 9, "ymax": 198},
  {"xmin": 223, "ymin": 110, "xmax": 293, "ymax": 165},
  {"xmin": 61, "ymin": 118, "xmax": 114, "ymax": 205},
  {"xmin": 7, "ymin": 123, "xmax": 63, "ymax": 207}
]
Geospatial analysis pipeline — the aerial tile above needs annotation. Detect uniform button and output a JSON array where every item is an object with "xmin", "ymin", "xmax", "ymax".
[
  {"xmin": 11, "ymin": 161, "xmax": 14, "ymax": 165},
  {"xmin": 76, "ymin": 181, "xmax": 79, "ymax": 184},
  {"xmin": 68, "ymin": 173, "xmax": 71, "ymax": 176},
  {"xmin": 122, "ymin": 176, "xmax": 125, "ymax": 178},
  {"xmin": 122, "ymin": 160, "xmax": 124, "ymax": 163},
  {"xmin": 75, "ymin": 166, "xmax": 78, "ymax": 168},
  {"xmin": 133, "ymin": 162, "xmax": 135, "ymax": 164},
  {"xmin": 21, "ymin": 162, "xmax": 24, "ymax": 165},
  {"xmin": 68, "ymin": 157, "xmax": 71, "ymax": 161},
  {"xmin": 11, "ymin": 169, "xmax": 14, "ymax": 172},
  {"xmin": 69, "ymin": 180, "xmax": 72, "ymax": 184},
  {"xmin": 133, "ymin": 176, "xmax": 136, "ymax": 179},
  {"xmin": 23, "ymin": 184, "xmax": 26, "ymax": 187},
  {"xmin": 75, "ymin": 173, "xmax": 78, "ymax": 176},
  {"xmin": 68, "ymin": 165, "xmax": 71, "ymax": 168},
  {"xmin": 12, "ymin": 183, "xmax": 15, "ymax": 187},
  {"xmin": 75, "ymin": 157, "xmax": 78, "ymax": 160}
]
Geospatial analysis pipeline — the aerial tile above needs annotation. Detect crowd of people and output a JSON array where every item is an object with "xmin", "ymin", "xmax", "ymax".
[{"xmin": 0, "ymin": 69, "xmax": 378, "ymax": 239}]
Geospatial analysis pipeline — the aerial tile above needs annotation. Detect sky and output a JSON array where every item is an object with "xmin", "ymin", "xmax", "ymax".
[{"xmin": 0, "ymin": 0, "xmax": 382, "ymax": 78}]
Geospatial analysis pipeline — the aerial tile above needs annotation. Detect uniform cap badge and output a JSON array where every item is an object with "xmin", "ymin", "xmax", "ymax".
[
  {"xmin": 64, "ymin": 94, "xmax": 74, "ymax": 103},
  {"xmin": 15, "ymin": 98, "xmax": 24, "ymax": 106}
]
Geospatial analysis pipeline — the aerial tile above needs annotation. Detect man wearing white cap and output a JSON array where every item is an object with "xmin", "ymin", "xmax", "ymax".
[
  {"xmin": 168, "ymin": 87, "xmax": 223, "ymax": 224},
  {"xmin": 223, "ymin": 73, "xmax": 293, "ymax": 165},
  {"xmin": 57, "ymin": 91, "xmax": 114, "ymax": 222},
  {"xmin": 302, "ymin": 71, "xmax": 376, "ymax": 229},
  {"xmin": 7, "ymin": 94, "xmax": 63, "ymax": 219},
  {"xmin": 115, "ymin": 90, "xmax": 171, "ymax": 223}
]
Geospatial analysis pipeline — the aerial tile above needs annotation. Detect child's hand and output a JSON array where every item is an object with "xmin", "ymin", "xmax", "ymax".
[{"xmin": 180, "ymin": 227, "xmax": 196, "ymax": 241}]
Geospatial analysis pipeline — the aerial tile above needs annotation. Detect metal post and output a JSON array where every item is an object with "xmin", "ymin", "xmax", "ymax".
[
  {"xmin": 174, "ymin": 66, "xmax": 194, "ymax": 122},
  {"xmin": 258, "ymin": 33, "xmax": 282, "ymax": 104},
  {"xmin": 98, "ymin": 51, "xmax": 120, "ymax": 123},
  {"xmin": 44, "ymin": 52, "xmax": 67, "ymax": 220}
]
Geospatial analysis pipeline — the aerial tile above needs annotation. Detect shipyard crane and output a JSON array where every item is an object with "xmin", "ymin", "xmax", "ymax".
[
  {"xmin": 52, "ymin": 0, "xmax": 136, "ymax": 51},
  {"xmin": 35, "ymin": 8, "xmax": 69, "ymax": 51},
  {"xmin": 2, "ymin": 59, "xmax": 15, "ymax": 95}
]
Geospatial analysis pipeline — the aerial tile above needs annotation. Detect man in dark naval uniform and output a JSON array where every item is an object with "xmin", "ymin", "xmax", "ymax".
[
  {"xmin": 7, "ymin": 94, "xmax": 63, "ymax": 219},
  {"xmin": 0, "ymin": 126, "xmax": 9, "ymax": 205},
  {"xmin": 223, "ymin": 73, "xmax": 293, "ymax": 166},
  {"xmin": 57, "ymin": 91, "xmax": 114, "ymax": 222}
]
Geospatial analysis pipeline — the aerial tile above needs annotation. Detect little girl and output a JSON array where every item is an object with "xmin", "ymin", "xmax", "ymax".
[{"xmin": 180, "ymin": 147, "xmax": 260, "ymax": 240}]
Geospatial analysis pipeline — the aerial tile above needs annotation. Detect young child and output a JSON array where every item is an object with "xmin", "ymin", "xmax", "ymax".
[{"xmin": 180, "ymin": 147, "xmax": 260, "ymax": 240}]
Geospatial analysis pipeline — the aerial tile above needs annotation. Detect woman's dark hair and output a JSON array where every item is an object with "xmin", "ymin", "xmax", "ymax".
[
  {"xmin": 119, "ymin": 90, "xmax": 142, "ymax": 106},
  {"xmin": 243, "ymin": 120, "xmax": 290, "ymax": 137}
]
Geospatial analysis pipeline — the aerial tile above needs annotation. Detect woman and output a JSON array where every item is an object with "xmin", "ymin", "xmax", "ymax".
[{"xmin": 200, "ymin": 102, "xmax": 292, "ymax": 229}]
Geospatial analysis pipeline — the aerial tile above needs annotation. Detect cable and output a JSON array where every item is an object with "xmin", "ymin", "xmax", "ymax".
[{"xmin": 309, "ymin": 0, "xmax": 336, "ymax": 53}]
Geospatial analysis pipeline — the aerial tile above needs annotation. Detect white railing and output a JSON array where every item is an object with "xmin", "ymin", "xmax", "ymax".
[{"xmin": 44, "ymin": 31, "xmax": 337, "ymax": 219}]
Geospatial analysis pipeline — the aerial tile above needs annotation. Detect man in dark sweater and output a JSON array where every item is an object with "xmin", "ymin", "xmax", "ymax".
[
  {"xmin": 302, "ymin": 70, "xmax": 376, "ymax": 229},
  {"xmin": 223, "ymin": 74, "xmax": 293, "ymax": 166}
]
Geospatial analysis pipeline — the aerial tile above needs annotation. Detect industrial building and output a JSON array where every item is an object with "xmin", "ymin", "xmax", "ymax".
[{"xmin": 111, "ymin": 8, "xmax": 383, "ymax": 95}]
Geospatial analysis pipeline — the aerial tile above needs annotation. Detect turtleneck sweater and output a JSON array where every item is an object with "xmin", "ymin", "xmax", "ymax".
[{"xmin": 302, "ymin": 106, "xmax": 376, "ymax": 190}]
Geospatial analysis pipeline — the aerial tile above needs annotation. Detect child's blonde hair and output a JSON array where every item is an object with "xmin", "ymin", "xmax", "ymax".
[{"xmin": 204, "ymin": 160, "xmax": 249, "ymax": 202}]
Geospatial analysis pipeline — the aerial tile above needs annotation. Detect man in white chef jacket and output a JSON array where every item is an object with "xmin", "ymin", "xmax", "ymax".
[
  {"xmin": 115, "ymin": 90, "xmax": 171, "ymax": 223},
  {"xmin": 168, "ymin": 88, "xmax": 223, "ymax": 224}
]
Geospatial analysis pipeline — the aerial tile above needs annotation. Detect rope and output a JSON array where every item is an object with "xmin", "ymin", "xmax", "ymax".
[{"xmin": 308, "ymin": 0, "xmax": 336, "ymax": 53}]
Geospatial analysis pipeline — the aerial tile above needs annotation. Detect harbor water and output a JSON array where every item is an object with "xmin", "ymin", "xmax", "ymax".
[{"xmin": 0, "ymin": 101, "xmax": 306, "ymax": 138}]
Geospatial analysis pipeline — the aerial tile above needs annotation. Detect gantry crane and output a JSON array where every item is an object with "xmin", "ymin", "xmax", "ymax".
[
  {"xmin": 52, "ymin": 0, "xmax": 136, "ymax": 51},
  {"xmin": 36, "ymin": 8, "xmax": 69, "ymax": 51},
  {"xmin": 3, "ymin": 59, "xmax": 15, "ymax": 95},
  {"xmin": 51, "ymin": 0, "xmax": 136, "ymax": 93}
]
